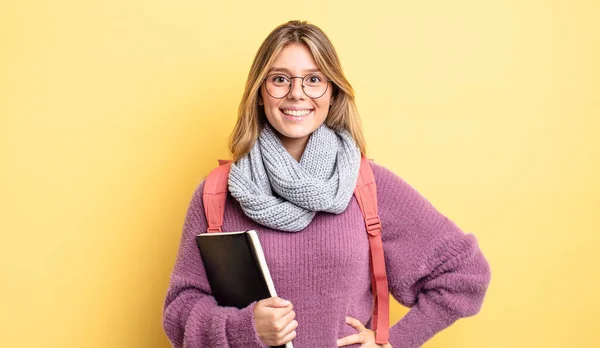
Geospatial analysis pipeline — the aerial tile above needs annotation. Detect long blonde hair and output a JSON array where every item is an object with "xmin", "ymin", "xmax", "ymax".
[{"xmin": 229, "ymin": 20, "xmax": 367, "ymax": 161}]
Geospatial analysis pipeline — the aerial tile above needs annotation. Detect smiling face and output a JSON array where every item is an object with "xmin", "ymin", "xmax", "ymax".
[{"xmin": 259, "ymin": 43, "xmax": 334, "ymax": 151}]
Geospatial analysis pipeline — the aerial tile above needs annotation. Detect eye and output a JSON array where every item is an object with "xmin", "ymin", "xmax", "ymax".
[
  {"xmin": 307, "ymin": 74, "xmax": 322, "ymax": 83},
  {"xmin": 270, "ymin": 74, "xmax": 290, "ymax": 85}
]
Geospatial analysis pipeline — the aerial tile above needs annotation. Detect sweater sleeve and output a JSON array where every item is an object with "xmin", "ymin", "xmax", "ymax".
[
  {"xmin": 372, "ymin": 163, "xmax": 492, "ymax": 348},
  {"xmin": 162, "ymin": 181, "xmax": 268, "ymax": 348}
]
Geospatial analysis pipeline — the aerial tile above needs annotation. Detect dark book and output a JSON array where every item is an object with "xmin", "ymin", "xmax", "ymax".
[{"xmin": 195, "ymin": 230, "xmax": 293, "ymax": 348}]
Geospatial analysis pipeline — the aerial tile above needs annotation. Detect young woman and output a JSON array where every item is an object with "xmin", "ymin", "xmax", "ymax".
[{"xmin": 163, "ymin": 20, "xmax": 491, "ymax": 348}]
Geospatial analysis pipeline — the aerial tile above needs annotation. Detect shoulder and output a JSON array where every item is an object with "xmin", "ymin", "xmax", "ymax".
[
  {"xmin": 367, "ymin": 160, "xmax": 451, "ymax": 241},
  {"xmin": 368, "ymin": 161, "xmax": 402, "ymax": 184},
  {"xmin": 368, "ymin": 161, "xmax": 429, "ymax": 207},
  {"xmin": 368, "ymin": 160, "xmax": 415, "ymax": 191},
  {"xmin": 182, "ymin": 179, "xmax": 207, "ymax": 233},
  {"xmin": 187, "ymin": 163, "xmax": 227, "ymax": 213},
  {"xmin": 189, "ymin": 179, "xmax": 206, "ymax": 210}
]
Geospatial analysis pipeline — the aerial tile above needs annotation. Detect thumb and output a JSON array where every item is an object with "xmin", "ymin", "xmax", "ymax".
[{"xmin": 262, "ymin": 296, "xmax": 291, "ymax": 308}]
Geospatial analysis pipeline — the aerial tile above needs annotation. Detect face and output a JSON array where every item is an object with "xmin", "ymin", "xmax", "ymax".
[{"xmin": 259, "ymin": 43, "xmax": 334, "ymax": 147}]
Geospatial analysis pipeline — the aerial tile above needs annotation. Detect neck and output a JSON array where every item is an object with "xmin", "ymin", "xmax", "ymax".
[{"xmin": 279, "ymin": 136, "xmax": 309, "ymax": 162}]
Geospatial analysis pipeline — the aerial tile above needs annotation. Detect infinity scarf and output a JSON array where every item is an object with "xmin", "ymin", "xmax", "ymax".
[{"xmin": 228, "ymin": 123, "xmax": 361, "ymax": 232}]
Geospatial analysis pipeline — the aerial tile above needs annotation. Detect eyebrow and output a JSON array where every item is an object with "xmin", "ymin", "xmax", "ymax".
[{"xmin": 268, "ymin": 67, "xmax": 322, "ymax": 74}]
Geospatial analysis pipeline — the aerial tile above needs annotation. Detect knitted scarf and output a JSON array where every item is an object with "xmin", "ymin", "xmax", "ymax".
[{"xmin": 228, "ymin": 123, "xmax": 361, "ymax": 232}]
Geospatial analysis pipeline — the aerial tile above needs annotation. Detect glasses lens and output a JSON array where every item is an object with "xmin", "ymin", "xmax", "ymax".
[
  {"xmin": 303, "ymin": 73, "xmax": 328, "ymax": 98},
  {"xmin": 265, "ymin": 74, "xmax": 290, "ymax": 98}
]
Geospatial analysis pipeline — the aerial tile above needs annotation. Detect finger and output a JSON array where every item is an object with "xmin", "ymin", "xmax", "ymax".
[
  {"xmin": 277, "ymin": 319, "xmax": 298, "ymax": 341},
  {"xmin": 270, "ymin": 308, "xmax": 295, "ymax": 331},
  {"xmin": 268, "ymin": 304, "xmax": 292, "ymax": 323},
  {"xmin": 345, "ymin": 316, "xmax": 367, "ymax": 332},
  {"xmin": 261, "ymin": 296, "xmax": 291, "ymax": 308},
  {"xmin": 277, "ymin": 308, "xmax": 296, "ymax": 326},
  {"xmin": 275, "ymin": 327, "xmax": 298, "ymax": 346},
  {"xmin": 336, "ymin": 333, "xmax": 362, "ymax": 347}
]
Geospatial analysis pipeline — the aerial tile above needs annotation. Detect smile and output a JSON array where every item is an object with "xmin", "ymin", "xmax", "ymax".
[{"xmin": 280, "ymin": 109, "xmax": 313, "ymax": 117}]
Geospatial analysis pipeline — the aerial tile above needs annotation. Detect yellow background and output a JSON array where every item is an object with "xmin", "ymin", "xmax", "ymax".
[{"xmin": 1, "ymin": 0, "xmax": 598, "ymax": 347}]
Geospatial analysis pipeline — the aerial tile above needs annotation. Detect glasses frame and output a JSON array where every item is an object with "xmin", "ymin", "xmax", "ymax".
[{"xmin": 263, "ymin": 73, "xmax": 333, "ymax": 99}]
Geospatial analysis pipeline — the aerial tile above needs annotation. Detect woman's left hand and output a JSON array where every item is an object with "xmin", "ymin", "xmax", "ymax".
[{"xmin": 336, "ymin": 316, "xmax": 393, "ymax": 347}]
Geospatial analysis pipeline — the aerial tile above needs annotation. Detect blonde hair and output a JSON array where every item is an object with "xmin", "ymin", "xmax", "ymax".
[{"xmin": 229, "ymin": 20, "xmax": 367, "ymax": 161}]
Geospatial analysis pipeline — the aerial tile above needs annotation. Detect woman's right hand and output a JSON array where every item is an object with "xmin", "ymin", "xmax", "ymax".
[{"xmin": 253, "ymin": 297, "xmax": 298, "ymax": 346}]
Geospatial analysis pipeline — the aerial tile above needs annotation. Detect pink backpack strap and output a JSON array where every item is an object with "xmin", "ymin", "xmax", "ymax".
[
  {"xmin": 353, "ymin": 156, "xmax": 390, "ymax": 344},
  {"xmin": 202, "ymin": 160, "xmax": 232, "ymax": 233}
]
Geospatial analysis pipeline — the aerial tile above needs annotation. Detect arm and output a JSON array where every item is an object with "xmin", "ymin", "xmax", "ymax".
[
  {"xmin": 162, "ymin": 181, "xmax": 268, "ymax": 348},
  {"xmin": 373, "ymin": 164, "xmax": 492, "ymax": 348}
]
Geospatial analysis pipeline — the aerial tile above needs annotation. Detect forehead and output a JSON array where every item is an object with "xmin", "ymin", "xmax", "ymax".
[{"xmin": 269, "ymin": 43, "xmax": 320, "ymax": 74}]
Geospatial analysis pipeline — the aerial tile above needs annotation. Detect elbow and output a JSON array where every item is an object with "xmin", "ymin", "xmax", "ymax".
[
  {"xmin": 426, "ymin": 237, "xmax": 492, "ymax": 319},
  {"xmin": 468, "ymin": 250, "xmax": 492, "ymax": 316},
  {"xmin": 163, "ymin": 300, "xmax": 185, "ymax": 348},
  {"xmin": 450, "ymin": 248, "xmax": 492, "ymax": 318},
  {"xmin": 162, "ymin": 287, "xmax": 199, "ymax": 348}
]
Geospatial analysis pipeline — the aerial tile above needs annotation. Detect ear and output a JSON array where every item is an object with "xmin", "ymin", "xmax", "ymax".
[
  {"xmin": 330, "ymin": 96, "xmax": 334, "ymax": 105},
  {"xmin": 258, "ymin": 95, "xmax": 264, "ymax": 106}
]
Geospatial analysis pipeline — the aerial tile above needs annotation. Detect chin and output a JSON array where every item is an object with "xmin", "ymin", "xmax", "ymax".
[
  {"xmin": 275, "ymin": 126, "xmax": 315, "ymax": 140},
  {"xmin": 271, "ymin": 116, "xmax": 326, "ymax": 137}
]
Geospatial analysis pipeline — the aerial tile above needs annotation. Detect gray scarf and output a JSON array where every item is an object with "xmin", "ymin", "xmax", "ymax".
[{"xmin": 228, "ymin": 123, "xmax": 361, "ymax": 232}]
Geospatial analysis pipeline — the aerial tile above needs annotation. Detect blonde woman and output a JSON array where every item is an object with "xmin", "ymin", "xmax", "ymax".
[{"xmin": 163, "ymin": 20, "xmax": 491, "ymax": 348}]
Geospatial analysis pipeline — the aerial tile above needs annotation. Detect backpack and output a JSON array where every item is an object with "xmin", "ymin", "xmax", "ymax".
[{"xmin": 202, "ymin": 156, "xmax": 390, "ymax": 344}]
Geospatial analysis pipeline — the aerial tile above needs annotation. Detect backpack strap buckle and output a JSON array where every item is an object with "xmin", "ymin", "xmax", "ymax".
[{"xmin": 366, "ymin": 216, "xmax": 382, "ymax": 236}]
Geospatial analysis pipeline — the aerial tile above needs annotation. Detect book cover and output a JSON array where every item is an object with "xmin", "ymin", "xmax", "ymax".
[{"xmin": 196, "ymin": 230, "xmax": 292, "ymax": 348}]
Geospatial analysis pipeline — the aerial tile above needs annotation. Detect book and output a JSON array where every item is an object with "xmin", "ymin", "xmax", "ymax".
[{"xmin": 195, "ymin": 230, "xmax": 293, "ymax": 348}]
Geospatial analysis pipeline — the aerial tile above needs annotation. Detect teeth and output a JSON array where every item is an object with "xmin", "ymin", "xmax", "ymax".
[{"xmin": 282, "ymin": 109, "xmax": 312, "ymax": 117}]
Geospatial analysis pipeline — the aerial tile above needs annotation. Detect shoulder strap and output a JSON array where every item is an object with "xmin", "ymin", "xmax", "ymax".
[
  {"xmin": 202, "ymin": 160, "xmax": 232, "ymax": 233},
  {"xmin": 353, "ymin": 157, "xmax": 390, "ymax": 344}
]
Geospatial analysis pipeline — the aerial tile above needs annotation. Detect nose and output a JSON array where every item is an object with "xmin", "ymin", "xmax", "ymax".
[{"xmin": 288, "ymin": 77, "xmax": 305, "ymax": 100}]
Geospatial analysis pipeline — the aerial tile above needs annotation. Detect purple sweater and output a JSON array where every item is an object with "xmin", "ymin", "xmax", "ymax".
[{"xmin": 163, "ymin": 162, "xmax": 491, "ymax": 348}]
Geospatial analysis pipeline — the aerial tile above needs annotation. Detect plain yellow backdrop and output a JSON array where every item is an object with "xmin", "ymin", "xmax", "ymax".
[{"xmin": 1, "ymin": 0, "xmax": 598, "ymax": 347}]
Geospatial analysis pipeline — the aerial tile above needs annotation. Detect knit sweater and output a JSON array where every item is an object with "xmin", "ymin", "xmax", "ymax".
[{"xmin": 162, "ymin": 162, "xmax": 491, "ymax": 348}]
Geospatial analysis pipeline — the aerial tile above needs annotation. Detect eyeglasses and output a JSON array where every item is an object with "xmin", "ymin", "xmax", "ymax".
[{"xmin": 263, "ymin": 72, "xmax": 333, "ymax": 99}]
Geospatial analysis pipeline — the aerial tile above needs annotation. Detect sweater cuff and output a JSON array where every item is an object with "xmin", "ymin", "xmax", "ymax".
[
  {"xmin": 226, "ymin": 302, "xmax": 269, "ymax": 348},
  {"xmin": 185, "ymin": 299, "xmax": 268, "ymax": 348},
  {"xmin": 388, "ymin": 300, "xmax": 459, "ymax": 348}
]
